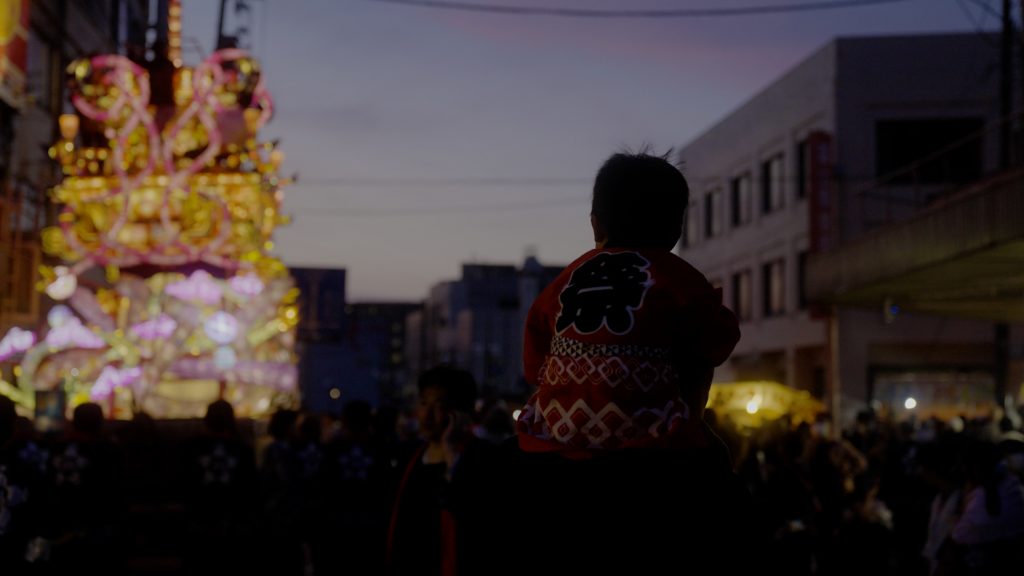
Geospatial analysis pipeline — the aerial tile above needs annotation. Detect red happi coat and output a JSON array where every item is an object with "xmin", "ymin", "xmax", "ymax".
[{"xmin": 516, "ymin": 248, "xmax": 740, "ymax": 454}]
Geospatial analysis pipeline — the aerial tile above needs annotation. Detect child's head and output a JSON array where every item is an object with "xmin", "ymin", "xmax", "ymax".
[{"xmin": 591, "ymin": 151, "xmax": 689, "ymax": 250}]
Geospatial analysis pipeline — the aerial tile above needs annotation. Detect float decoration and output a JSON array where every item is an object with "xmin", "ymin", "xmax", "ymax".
[{"xmin": 3, "ymin": 38, "xmax": 299, "ymax": 419}]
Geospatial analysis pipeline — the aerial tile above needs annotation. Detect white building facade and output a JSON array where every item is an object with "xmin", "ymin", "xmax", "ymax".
[{"xmin": 677, "ymin": 34, "xmax": 1007, "ymax": 421}]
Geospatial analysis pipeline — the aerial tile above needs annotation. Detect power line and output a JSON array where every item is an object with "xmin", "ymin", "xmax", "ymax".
[
  {"xmin": 296, "ymin": 176, "xmax": 590, "ymax": 187},
  {"xmin": 966, "ymin": 0, "xmax": 1002, "ymax": 19},
  {"xmin": 288, "ymin": 195, "xmax": 586, "ymax": 218},
  {"xmin": 954, "ymin": 0, "xmax": 1003, "ymax": 48},
  {"xmin": 956, "ymin": 0, "xmax": 992, "ymax": 30},
  {"xmin": 356, "ymin": 0, "xmax": 908, "ymax": 18}
]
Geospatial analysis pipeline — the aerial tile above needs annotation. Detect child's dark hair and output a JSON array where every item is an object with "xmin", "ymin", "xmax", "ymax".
[
  {"xmin": 417, "ymin": 365, "xmax": 477, "ymax": 414},
  {"xmin": 591, "ymin": 150, "xmax": 689, "ymax": 249}
]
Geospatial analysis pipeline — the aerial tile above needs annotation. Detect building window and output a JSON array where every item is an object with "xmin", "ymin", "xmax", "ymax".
[
  {"xmin": 731, "ymin": 270, "xmax": 752, "ymax": 321},
  {"xmin": 730, "ymin": 172, "xmax": 752, "ymax": 226},
  {"xmin": 704, "ymin": 188, "xmax": 723, "ymax": 238},
  {"xmin": 797, "ymin": 251, "xmax": 809, "ymax": 309},
  {"xmin": 875, "ymin": 118, "xmax": 983, "ymax": 185},
  {"xmin": 796, "ymin": 139, "xmax": 809, "ymax": 199},
  {"xmin": 683, "ymin": 202, "xmax": 699, "ymax": 247},
  {"xmin": 762, "ymin": 258, "xmax": 785, "ymax": 317},
  {"xmin": 761, "ymin": 154, "xmax": 785, "ymax": 214}
]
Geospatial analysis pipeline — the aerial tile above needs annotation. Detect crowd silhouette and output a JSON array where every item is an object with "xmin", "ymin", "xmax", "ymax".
[{"xmin": 2, "ymin": 390, "xmax": 1023, "ymax": 575}]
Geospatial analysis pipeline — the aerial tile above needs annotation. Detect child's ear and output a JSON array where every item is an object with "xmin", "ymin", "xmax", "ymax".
[{"xmin": 591, "ymin": 214, "xmax": 608, "ymax": 248}]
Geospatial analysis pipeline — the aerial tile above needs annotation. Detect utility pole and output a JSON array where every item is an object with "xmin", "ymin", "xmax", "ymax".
[
  {"xmin": 1001, "ymin": 0, "xmax": 1013, "ymax": 170},
  {"xmin": 1020, "ymin": 0, "xmax": 1024, "ymax": 160},
  {"xmin": 995, "ymin": 0, "xmax": 1013, "ymax": 414},
  {"xmin": 217, "ymin": 0, "xmax": 229, "ymax": 49}
]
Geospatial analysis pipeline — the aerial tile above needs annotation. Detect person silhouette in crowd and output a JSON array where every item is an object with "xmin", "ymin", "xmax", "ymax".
[
  {"xmin": 386, "ymin": 366, "xmax": 499, "ymax": 576},
  {"xmin": 0, "ymin": 395, "xmax": 41, "ymax": 571},
  {"xmin": 949, "ymin": 438, "xmax": 1024, "ymax": 573},
  {"xmin": 45, "ymin": 402, "xmax": 123, "ymax": 573},
  {"xmin": 181, "ymin": 399, "xmax": 256, "ymax": 576},
  {"xmin": 259, "ymin": 408, "xmax": 302, "ymax": 576}
]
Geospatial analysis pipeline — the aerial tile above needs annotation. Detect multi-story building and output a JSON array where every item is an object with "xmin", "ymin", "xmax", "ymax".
[
  {"xmin": 344, "ymin": 302, "xmax": 421, "ymax": 405},
  {"xmin": 291, "ymin": 266, "xmax": 347, "ymax": 342},
  {"xmin": 413, "ymin": 257, "xmax": 564, "ymax": 400},
  {"xmin": 1, "ymin": 1, "xmax": 149, "ymax": 400},
  {"xmin": 421, "ymin": 279, "xmax": 467, "ymax": 370},
  {"xmin": 453, "ymin": 264, "xmax": 519, "ymax": 394},
  {"xmin": 290, "ymin": 266, "xmax": 352, "ymax": 413},
  {"xmin": 291, "ymin": 267, "xmax": 424, "ymax": 411},
  {"xmin": 509, "ymin": 255, "xmax": 565, "ymax": 392},
  {"xmin": 677, "ymin": 33, "xmax": 1008, "ymax": 421}
]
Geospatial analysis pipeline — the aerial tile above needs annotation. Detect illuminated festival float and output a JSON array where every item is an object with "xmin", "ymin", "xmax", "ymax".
[{"xmin": 0, "ymin": 10, "xmax": 298, "ymax": 419}]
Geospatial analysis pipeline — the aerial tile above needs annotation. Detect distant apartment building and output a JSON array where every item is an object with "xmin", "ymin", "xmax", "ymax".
[
  {"xmin": 509, "ymin": 255, "xmax": 566, "ymax": 391},
  {"xmin": 421, "ymin": 279, "xmax": 467, "ymax": 369},
  {"xmin": 291, "ymin": 267, "xmax": 347, "ymax": 342},
  {"xmin": 291, "ymin": 266, "xmax": 424, "ymax": 411},
  {"xmin": 290, "ymin": 267, "xmax": 355, "ymax": 413},
  {"xmin": 677, "ymin": 33, "xmax": 1007, "ymax": 421},
  {"xmin": 410, "ymin": 257, "xmax": 564, "ymax": 399},
  {"xmin": 344, "ymin": 302, "xmax": 421, "ymax": 405}
]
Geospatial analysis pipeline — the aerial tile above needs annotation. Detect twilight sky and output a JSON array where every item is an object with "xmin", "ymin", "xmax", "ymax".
[{"xmin": 182, "ymin": 0, "xmax": 993, "ymax": 301}]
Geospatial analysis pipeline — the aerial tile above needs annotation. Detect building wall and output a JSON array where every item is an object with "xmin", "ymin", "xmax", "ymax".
[
  {"xmin": 424, "ymin": 280, "xmax": 466, "ymax": 368},
  {"xmin": 830, "ymin": 34, "xmax": 1003, "ymax": 416},
  {"xmin": 301, "ymin": 341, "xmax": 373, "ymax": 414},
  {"xmin": 344, "ymin": 302, "xmax": 421, "ymax": 405},
  {"xmin": 2, "ymin": 1, "xmax": 145, "ymax": 386},
  {"xmin": 2, "ymin": 1, "xmax": 140, "ymax": 335},
  {"xmin": 834, "ymin": 33, "xmax": 1002, "ymax": 239},
  {"xmin": 419, "ymin": 258, "xmax": 564, "ymax": 399},
  {"xmin": 511, "ymin": 257, "xmax": 565, "ymax": 396},
  {"xmin": 677, "ymin": 33, "xmax": 1004, "ymax": 418},
  {"xmin": 291, "ymin": 267, "xmax": 347, "ymax": 342},
  {"xmin": 678, "ymin": 39, "xmax": 836, "ymax": 386},
  {"xmin": 835, "ymin": 308, "xmax": 997, "ymax": 420},
  {"xmin": 453, "ymin": 264, "xmax": 518, "ymax": 393},
  {"xmin": 289, "ymin": 266, "xmax": 347, "ymax": 413},
  {"xmin": 403, "ymin": 308, "xmax": 425, "ymax": 396}
]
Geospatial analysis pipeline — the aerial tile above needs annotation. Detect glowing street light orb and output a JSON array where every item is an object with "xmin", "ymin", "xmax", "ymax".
[
  {"xmin": 904, "ymin": 397, "xmax": 917, "ymax": 410},
  {"xmin": 745, "ymin": 395, "xmax": 762, "ymax": 415}
]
